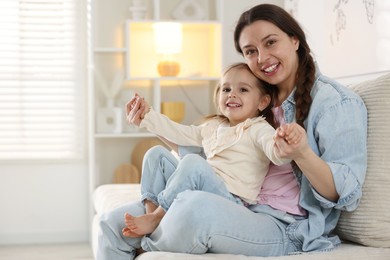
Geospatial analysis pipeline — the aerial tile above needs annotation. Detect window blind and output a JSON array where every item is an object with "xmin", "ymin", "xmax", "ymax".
[{"xmin": 0, "ymin": 0, "xmax": 85, "ymax": 160}]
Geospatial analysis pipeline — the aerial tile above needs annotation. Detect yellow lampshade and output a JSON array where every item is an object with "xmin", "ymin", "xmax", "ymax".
[
  {"xmin": 153, "ymin": 22, "xmax": 183, "ymax": 76},
  {"xmin": 153, "ymin": 22, "xmax": 183, "ymax": 54}
]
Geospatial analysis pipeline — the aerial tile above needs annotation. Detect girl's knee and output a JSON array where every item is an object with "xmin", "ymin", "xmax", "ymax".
[
  {"xmin": 180, "ymin": 154, "xmax": 209, "ymax": 169},
  {"xmin": 144, "ymin": 145, "xmax": 169, "ymax": 159},
  {"xmin": 142, "ymin": 145, "xmax": 172, "ymax": 173}
]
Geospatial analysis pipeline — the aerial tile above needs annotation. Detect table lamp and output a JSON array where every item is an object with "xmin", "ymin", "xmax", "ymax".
[{"xmin": 153, "ymin": 22, "xmax": 183, "ymax": 77}]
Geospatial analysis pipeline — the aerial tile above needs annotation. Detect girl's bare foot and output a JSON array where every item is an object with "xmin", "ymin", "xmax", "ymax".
[
  {"xmin": 122, "ymin": 227, "xmax": 143, "ymax": 238},
  {"xmin": 124, "ymin": 212, "xmax": 163, "ymax": 236}
]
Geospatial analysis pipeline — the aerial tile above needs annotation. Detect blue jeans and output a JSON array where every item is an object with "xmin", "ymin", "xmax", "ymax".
[
  {"xmin": 141, "ymin": 146, "xmax": 242, "ymax": 211},
  {"xmin": 96, "ymin": 146, "xmax": 295, "ymax": 260}
]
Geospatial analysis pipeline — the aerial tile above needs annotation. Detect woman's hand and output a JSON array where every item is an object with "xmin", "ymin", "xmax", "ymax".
[
  {"xmin": 125, "ymin": 93, "xmax": 149, "ymax": 126},
  {"xmin": 274, "ymin": 123, "xmax": 309, "ymax": 160}
]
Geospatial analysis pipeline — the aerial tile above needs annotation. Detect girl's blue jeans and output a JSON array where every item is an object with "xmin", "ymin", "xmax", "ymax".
[{"xmin": 140, "ymin": 146, "xmax": 243, "ymax": 211}]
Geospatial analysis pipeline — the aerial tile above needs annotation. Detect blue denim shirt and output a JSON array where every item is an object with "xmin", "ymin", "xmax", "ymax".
[
  {"xmin": 284, "ymin": 72, "xmax": 367, "ymax": 252},
  {"xmin": 178, "ymin": 71, "xmax": 368, "ymax": 253}
]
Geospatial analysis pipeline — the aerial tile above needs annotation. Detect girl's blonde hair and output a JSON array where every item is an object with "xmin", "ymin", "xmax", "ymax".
[{"xmin": 206, "ymin": 62, "xmax": 275, "ymax": 128}]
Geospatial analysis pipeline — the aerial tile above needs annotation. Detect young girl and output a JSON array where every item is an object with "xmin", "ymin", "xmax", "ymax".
[{"xmin": 123, "ymin": 63, "xmax": 301, "ymax": 237}]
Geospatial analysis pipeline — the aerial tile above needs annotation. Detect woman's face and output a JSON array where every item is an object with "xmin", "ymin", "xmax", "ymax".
[{"xmin": 238, "ymin": 20, "xmax": 300, "ymax": 92}]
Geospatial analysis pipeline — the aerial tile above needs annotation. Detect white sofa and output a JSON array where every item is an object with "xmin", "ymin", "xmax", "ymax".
[{"xmin": 92, "ymin": 73, "xmax": 390, "ymax": 259}]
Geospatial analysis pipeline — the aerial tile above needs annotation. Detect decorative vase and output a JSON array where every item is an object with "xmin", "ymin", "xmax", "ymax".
[
  {"xmin": 172, "ymin": 0, "xmax": 206, "ymax": 20},
  {"xmin": 96, "ymin": 99, "xmax": 123, "ymax": 134},
  {"xmin": 161, "ymin": 102, "xmax": 185, "ymax": 123}
]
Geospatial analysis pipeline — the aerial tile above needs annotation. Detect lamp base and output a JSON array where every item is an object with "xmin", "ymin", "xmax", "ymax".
[{"xmin": 157, "ymin": 61, "xmax": 180, "ymax": 76}]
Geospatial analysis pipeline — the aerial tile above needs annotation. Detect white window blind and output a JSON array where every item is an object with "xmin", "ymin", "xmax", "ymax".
[{"xmin": 0, "ymin": 0, "xmax": 85, "ymax": 160}]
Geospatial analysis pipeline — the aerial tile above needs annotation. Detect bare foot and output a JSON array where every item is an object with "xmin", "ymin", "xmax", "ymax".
[
  {"xmin": 122, "ymin": 227, "xmax": 143, "ymax": 238},
  {"xmin": 124, "ymin": 212, "xmax": 162, "ymax": 236}
]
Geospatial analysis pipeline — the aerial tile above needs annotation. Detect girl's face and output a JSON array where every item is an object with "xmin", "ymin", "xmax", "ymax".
[
  {"xmin": 238, "ymin": 20, "xmax": 299, "ymax": 93},
  {"xmin": 218, "ymin": 68, "xmax": 270, "ymax": 127}
]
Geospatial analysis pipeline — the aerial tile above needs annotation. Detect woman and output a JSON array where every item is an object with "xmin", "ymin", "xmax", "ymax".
[{"xmin": 97, "ymin": 4, "xmax": 367, "ymax": 259}]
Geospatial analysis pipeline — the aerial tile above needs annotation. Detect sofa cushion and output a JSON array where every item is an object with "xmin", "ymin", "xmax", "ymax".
[
  {"xmin": 136, "ymin": 243, "xmax": 390, "ymax": 260},
  {"xmin": 336, "ymin": 73, "xmax": 390, "ymax": 247}
]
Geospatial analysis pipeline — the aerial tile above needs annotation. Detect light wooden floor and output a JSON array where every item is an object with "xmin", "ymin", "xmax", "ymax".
[{"xmin": 0, "ymin": 243, "xmax": 94, "ymax": 260}]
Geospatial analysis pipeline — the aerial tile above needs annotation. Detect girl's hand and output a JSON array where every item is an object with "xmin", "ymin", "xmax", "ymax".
[
  {"xmin": 125, "ymin": 93, "xmax": 149, "ymax": 126},
  {"xmin": 277, "ymin": 123, "xmax": 303, "ymax": 144},
  {"xmin": 274, "ymin": 123, "xmax": 308, "ymax": 159}
]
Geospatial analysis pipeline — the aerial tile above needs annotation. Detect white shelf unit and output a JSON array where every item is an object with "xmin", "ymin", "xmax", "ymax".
[
  {"xmin": 89, "ymin": 0, "xmax": 223, "ymax": 189},
  {"xmin": 125, "ymin": 21, "xmax": 222, "ymax": 79}
]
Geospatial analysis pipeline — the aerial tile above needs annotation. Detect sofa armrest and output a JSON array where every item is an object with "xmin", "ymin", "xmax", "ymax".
[{"xmin": 93, "ymin": 184, "xmax": 141, "ymax": 215}]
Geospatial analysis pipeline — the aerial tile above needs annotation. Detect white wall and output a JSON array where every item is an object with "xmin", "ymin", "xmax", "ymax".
[
  {"xmin": 0, "ymin": 163, "xmax": 90, "ymax": 244},
  {"xmin": 294, "ymin": 0, "xmax": 390, "ymax": 79}
]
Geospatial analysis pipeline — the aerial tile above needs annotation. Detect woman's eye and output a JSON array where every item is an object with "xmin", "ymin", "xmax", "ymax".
[
  {"xmin": 266, "ymin": 39, "xmax": 276, "ymax": 46},
  {"xmin": 244, "ymin": 49, "xmax": 256, "ymax": 56}
]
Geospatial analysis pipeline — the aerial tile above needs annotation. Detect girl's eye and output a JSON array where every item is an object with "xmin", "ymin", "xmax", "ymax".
[
  {"xmin": 222, "ymin": 87, "xmax": 231, "ymax": 93},
  {"xmin": 240, "ymin": 88, "xmax": 249, "ymax": 93}
]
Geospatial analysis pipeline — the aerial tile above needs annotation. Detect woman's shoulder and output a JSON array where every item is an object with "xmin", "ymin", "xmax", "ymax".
[
  {"xmin": 311, "ymin": 74, "xmax": 364, "ymax": 111},
  {"xmin": 308, "ymin": 74, "xmax": 367, "ymax": 123},
  {"xmin": 311, "ymin": 74, "xmax": 364, "ymax": 105}
]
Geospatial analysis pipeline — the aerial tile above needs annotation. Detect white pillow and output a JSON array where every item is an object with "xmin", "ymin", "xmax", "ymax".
[{"xmin": 335, "ymin": 73, "xmax": 390, "ymax": 247}]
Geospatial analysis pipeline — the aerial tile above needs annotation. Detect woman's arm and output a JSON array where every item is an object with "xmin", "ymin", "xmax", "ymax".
[
  {"xmin": 275, "ymin": 123, "xmax": 338, "ymax": 202},
  {"xmin": 294, "ymin": 146, "xmax": 338, "ymax": 202}
]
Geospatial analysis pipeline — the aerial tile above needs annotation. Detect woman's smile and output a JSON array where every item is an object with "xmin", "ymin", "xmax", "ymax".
[{"xmin": 262, "ymin": 62, "xmax": 280, "ymax": 74}]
